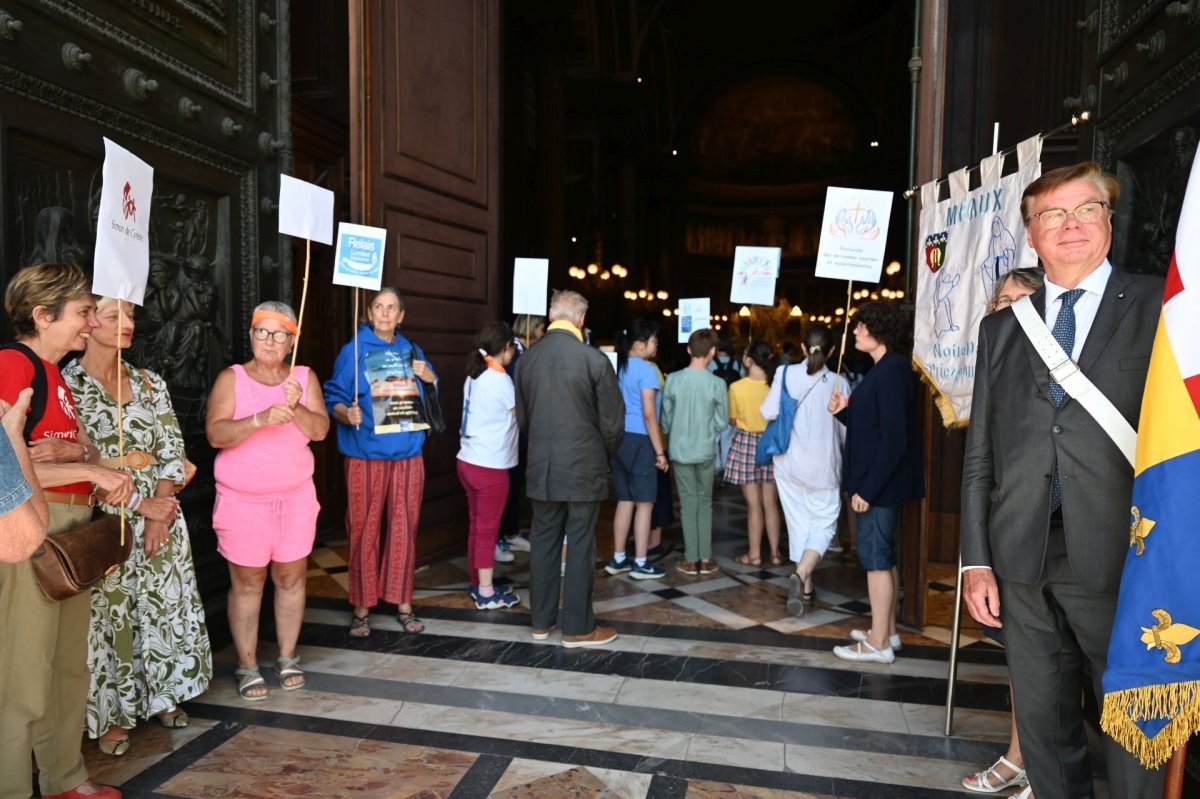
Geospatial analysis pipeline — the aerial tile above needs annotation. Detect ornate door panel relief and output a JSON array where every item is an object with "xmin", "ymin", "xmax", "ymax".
[
  {"xmin": 1084, "ymin": 0, "xmax": 1200, "ymax": 276},
  {"xmin": 0, "ymin": 0, "xmax": 290, "ymax": 610}
]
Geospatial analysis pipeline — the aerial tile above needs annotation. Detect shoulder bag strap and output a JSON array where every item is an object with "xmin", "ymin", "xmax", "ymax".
[
  {"xmin": 1010, "ymin": 296, "xmax": 1136, "ymax": 467},
  {"xmin": 790, "ymin": 367, "xmax": 826, "ymax": 410},
  {"xmin": 0, "ymin": 343, "xmax": 48, "ymax": 441}
]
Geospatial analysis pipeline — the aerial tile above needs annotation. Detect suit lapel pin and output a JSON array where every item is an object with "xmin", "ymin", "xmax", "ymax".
[{"xmin": 1117, "ymin": 292, "xmax": 1126, "ymax": 299}]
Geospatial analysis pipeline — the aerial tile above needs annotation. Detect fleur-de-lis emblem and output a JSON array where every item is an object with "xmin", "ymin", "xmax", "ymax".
[
  {"xmin": 1129, "ymin": 506, "xmax": 1155, "ymax": 556},
  {"xmin": 1140, "ymin": 609, "xmax": 1200, "ymax": 664}
]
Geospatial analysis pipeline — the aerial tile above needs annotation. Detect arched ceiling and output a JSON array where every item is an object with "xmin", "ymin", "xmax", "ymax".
[
  {"xmin": 691, "ymin": 76, "xmax": 858, "ymax": 183},
  {"xmin": 510, "ymin": 0, "xmax": 915, "ymax": 320}
]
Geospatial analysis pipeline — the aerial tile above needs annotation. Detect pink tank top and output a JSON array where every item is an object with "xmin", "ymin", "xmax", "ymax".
[{"xmin": 214, "ymin": 364, "xmax": 315, "ymax": 494}]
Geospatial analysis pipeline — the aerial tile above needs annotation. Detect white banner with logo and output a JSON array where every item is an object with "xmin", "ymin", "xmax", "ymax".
[
  {"xmin": 332, "ymin": 223, "xmax": 387, "ymax": 290},
  {"xmin": 913, "ymin": 135, "xmax": 1042, "ymax": 426},
  {"xmin": 92, "ymin": 138, "xmax": 153, "ymax": 304}
]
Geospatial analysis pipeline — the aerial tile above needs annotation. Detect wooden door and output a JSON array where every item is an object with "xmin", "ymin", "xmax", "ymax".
[{"xmin": 351, "ymin": 0, "xmax": 501, "ymax": 559}]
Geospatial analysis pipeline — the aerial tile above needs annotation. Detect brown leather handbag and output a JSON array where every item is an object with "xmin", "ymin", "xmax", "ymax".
[{"xmin": 29, "ymin": 512, "xmax": 133, "ymax": 601}]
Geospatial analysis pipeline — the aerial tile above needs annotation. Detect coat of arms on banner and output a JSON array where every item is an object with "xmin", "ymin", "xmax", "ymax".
[{"xmin": 914, "ymin": 141, "xmax": 1041, "ymax": 426}]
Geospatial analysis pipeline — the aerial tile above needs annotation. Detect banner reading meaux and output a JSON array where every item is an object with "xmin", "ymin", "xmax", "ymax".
[{"xmin": 913, "ymin": 136, "xmax": 1042, "ymax": 426}]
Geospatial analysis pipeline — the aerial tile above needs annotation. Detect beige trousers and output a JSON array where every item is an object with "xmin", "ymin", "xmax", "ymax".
[{"xmin": 0, "ymin": 503, "xmax": 94, "ymax": 798}]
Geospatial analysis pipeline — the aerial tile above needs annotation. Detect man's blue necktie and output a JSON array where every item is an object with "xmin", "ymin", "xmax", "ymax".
[{"xmin": 1049, "ymin": 288, "xmax": 1085, "ymax": 512}]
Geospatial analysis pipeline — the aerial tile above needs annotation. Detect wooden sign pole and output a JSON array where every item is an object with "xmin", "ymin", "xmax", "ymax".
[
  {"xmin": 116, "ymin": 303, "xmax": 126, "ymax": 546},
  {"xmin": 352, "ymin": 287, "xmax": 361, "ymax": 430},
  {"xmin": 289, "ymin": 238, "xmax": 312, "ymax": 376},
  {"xmin": 835, "ymin": 280, "xmax": 854, "ymax": 376}
]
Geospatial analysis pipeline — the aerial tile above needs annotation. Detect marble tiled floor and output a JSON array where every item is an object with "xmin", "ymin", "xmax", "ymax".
[{"xmin": 81, "ymin": 482, "xmax": 1104, "ymax": 799}]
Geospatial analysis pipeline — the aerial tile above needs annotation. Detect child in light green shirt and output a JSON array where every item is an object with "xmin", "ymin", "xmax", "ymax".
[{"xmin": 662, "ymin": 329, "xmax": 729, "ymax": 573}]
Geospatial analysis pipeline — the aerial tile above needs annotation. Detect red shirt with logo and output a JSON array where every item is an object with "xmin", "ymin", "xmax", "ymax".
[{"xmin": 0, "ymin": 349, "xmax": 91, "ymax": 494}]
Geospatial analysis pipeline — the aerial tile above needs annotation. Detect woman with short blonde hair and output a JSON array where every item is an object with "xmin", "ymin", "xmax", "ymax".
[{"xmin": 0, "ymin": 262, "xmax": 135, "ymax": 799}]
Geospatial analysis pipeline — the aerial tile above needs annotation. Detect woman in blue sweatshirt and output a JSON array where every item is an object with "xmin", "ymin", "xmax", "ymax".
[{"xmin": 324, "ymin": 288, "xmax": 437, "ymax": 637}]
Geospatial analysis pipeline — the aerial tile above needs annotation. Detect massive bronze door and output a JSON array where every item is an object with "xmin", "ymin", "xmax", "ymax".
[{"xmin": 0, "ymin": 1, "xmax": 290, "ymax": 606}]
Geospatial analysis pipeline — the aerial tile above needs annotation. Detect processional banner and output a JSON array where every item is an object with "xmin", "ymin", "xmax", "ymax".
[{"xmin": 913, "ymin": 136, "xmax": 1042, "ymax": 426}]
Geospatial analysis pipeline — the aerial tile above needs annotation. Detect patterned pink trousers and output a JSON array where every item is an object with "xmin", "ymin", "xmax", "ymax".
[{"xmin": 344, "ymin": 456, "xmax": 424, "ymax": 608}]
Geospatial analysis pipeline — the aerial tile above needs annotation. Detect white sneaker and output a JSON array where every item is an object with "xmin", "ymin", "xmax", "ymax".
[
  {"xmin": 494, "ymin": 539, "xmax": 515, "ymax": 564},
  {"xmin": 506, "ymin": 534, "xmax": 531, "ymax": 552},
  {"xmin": 832, "ymin": 640, "xmax": 895, "ymax": 664},
  {"xmin": 850, "ymin": 628, "xmax": 902, "ymax": 652}
]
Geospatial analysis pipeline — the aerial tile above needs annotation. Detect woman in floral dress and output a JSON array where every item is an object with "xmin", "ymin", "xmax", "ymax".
[{"xmin": 63, "ymin": 296, "xmax": 212, "ymax": 756}]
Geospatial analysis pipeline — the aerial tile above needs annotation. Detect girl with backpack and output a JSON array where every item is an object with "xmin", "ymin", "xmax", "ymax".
[{"xmin": 761, "ymin": 325, "xmax": 848, "ymax": 614}]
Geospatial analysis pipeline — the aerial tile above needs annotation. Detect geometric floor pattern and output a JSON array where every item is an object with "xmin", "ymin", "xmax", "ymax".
[{"xmin": 81, "ymin": 483, "xmax": 1108, "ymax": 798}]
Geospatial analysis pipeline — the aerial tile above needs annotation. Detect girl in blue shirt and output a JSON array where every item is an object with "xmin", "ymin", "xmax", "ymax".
[{"xmin": 604, "ymin": 319, "xmax": 668, "ymax": 580}]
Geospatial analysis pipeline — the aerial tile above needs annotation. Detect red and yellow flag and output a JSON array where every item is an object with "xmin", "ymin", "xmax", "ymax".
[{"xmin": 1101, "ymin": 151, "xmax": 1200, "ymax": 767}]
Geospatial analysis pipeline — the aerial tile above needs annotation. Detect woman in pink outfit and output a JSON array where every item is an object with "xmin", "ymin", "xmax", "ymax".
[{"xmin": 206, "ymin": 301, "xmax": 329, "ymax": 701}]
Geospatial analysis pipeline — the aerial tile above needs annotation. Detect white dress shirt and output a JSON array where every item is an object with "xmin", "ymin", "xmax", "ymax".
[{"xmin": 1042, "ymin": 259, "xmax": 1112, "ymax": 360}]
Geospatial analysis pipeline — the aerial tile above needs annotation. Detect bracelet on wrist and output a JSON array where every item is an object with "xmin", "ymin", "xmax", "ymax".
[
  {"xmin": 81, "ymin": 445, "xmax": 90, "ymax": 462},
  {"xmin": 252, "ymin": 412, "xmax": 261, "ymax": 428}
]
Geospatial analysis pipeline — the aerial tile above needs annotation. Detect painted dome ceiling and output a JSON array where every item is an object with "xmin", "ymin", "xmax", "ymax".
[{"xmin": 691, "ymin": 76, "xmax": 857, "ymax": 184}]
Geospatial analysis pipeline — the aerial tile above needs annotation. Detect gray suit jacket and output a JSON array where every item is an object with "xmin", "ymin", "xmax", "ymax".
[
  {"xmin": 960, "ymin": 267, "xmax": 1162, "ymax": 592},
  {"xmin": 515, "ymin": 328, "xmax": 624, "ymax": 502}
]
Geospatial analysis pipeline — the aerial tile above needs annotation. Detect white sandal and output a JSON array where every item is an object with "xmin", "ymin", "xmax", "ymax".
[{"xmin": 962, "ymin": 755, "xmax": 1028, "ymax": 793}]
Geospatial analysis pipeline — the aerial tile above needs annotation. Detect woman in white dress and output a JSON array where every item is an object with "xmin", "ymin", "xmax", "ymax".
[{"xmin": 760, "ymin": 324, "xmax": 848, "ymax": 616}]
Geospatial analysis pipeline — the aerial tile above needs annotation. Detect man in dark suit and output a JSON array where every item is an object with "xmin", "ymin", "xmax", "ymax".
[
  {"xmin": 961, "ymin": 162, "xmax": 1166, "ymax": 799},
  {"xmin": 515, "ymin": 290, "xmax": 624, "ymax": 648}
]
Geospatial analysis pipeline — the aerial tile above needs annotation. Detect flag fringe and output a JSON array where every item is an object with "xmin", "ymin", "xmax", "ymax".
[
  {"xmin": 911, "ymin": 356, "xmax": 970, "ymax": 428},
  {"xmin": 1100, "ymin": 681, "xmax": 1200, "ymax": 768}
]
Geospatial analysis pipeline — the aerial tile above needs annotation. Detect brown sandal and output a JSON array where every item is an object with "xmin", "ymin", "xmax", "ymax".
[
  {"xmin": 98, "ymin": 732, "xmax": 130, "ymax": 757},
  {"xmin": 349, "ymin": 613, "xmax": 371, "ymax": 638},
  {"xmin": 734, "ymin": 553, "xmax": 762, "ymax": 567},
  {"xmin": 397, "ymin": 612, "xmax": 425, "ymax": 633},
  {"xmin": 157, "ymin": 708, "xmax": 189, "ymax": 728}
]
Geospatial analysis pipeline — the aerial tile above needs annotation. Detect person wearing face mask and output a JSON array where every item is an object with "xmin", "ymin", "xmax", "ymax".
[
  {"xmin": 62, "ymin": 296, "xmax": 211, "ymax": 757},
  {"xmin": 206, "ymin": 301, "xmax": 329, "ymax": 701},
  {"xmin": 323, "ymin": 288, "xmax": 437, "ymax": 638},
  {"xmin": 0, "ymin": 262, "xmax": 135, "ymax": 799}
]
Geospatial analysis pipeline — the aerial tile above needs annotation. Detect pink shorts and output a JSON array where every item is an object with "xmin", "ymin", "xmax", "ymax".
[{"xmin": 213, "ymin": 481, "xmax": 320, "ymax": 567}]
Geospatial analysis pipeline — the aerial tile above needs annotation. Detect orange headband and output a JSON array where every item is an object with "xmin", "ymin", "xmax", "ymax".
[{"xmin": 250, "ymin": 309, "xmax": 297, "ymax": 335}]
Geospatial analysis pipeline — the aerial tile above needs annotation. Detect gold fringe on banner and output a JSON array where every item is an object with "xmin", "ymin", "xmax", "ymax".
[
  {"xmin": 911, "ymin": 355, "xmax": 970, "ymax": 429},
  {"xmin": 1100, "ymin": 680, "xmax": 1200, "ymax": 769}
]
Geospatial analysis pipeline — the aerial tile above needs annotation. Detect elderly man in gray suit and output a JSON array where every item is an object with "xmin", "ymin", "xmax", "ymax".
[
  {"xmin": 515, "ymin": 289, "xmax": 624, "ymax": 648},
  {"xmin": 961, "ymin": 161, "xmax": 1165, "ymax": 799}
]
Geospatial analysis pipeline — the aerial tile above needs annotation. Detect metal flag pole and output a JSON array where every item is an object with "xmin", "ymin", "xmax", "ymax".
[
  {"xmin": 944, "ymin": 553, "xmax": 965, "ymax": 735},
  {"xmin": 945, "ymin": 121, "xmax": 1001, "ymax": 736}
]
